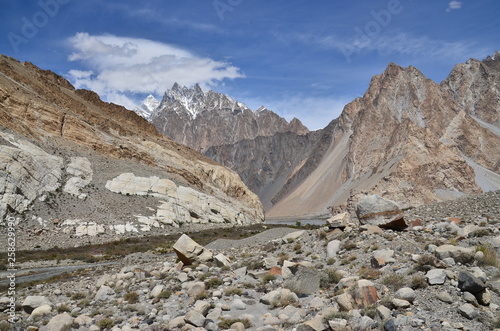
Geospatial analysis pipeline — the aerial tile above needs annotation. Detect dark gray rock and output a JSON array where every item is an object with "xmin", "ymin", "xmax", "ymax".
[{"xmin": 458, "ymin": 271, "xmax": 486, "ymax": 294}]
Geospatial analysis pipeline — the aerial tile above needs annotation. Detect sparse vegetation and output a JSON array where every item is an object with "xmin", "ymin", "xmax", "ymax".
[
  {"xmin": 381, "ymin": 274, "xmax": 405, "ymax": 291},
  {"xmin": 218, "ymin": 318, "xmax": 252, "ymax": 329},
  {"xmin": 96, "ymin": 317, "xmax": 114, "ymax": 330},
  {"xmin": 124, "ymin": 291, "xmax": 139, "ymax": 304}
]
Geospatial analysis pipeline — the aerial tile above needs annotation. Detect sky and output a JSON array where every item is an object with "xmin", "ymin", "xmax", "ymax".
[{"xmin": 1, "ymin": 0, "xmax": 499, "ymax": 130}]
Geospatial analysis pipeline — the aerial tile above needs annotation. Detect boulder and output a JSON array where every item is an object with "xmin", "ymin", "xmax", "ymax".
[
  {"xmin": 173, "ymin": 234, "xmax": 213, "ymax": 265},
  {"xmin": 434, "ymin": 245, "xmax": 475, "ymax": 260},
  {"xmin": 284, "ymin": 266, "xmax": 321, "ymax": 295},
  {"xmin": 458, "ymin": 303, "xmax": 477, "ymax": 320},
  {"xmin": 458, "ymin": 271, "xmax": 485, "ymax": 294},
  {"xmin": 184, "ymin": 310, "xmax": 205, "ymax": 327},
  {"xmin": 395, "ymin": 287, "xmax": 416, "ymax": 303},
  {"xmin": 326, "ymin": 240, "xmax": 341, "ymax": 258},
  {"xmin": 371, "ymin": 249, "xmax": 395, "ymax": 268},
  {"xmin": 352, "ymin": 280, "xmax": 379, "ymax": 309},
  {"xmin": 22, "ymin": 296, "xmax": 52, "ymax": 314},
  {"xmin": 327, "ymin": 212, "xmax": 350, "ymax": 229},
  {"xmin": 45, "ymin": 313, "xmax": 74, "ymax": 331},
  {"xmin": 355, "ymin": 195, "xmax": 407, "ymax": 230},
  {"xmin": 214, "ymin": 253, "xmax": 231, "ymax": 267},
  {"xmin": 94, "ymin": 285, "xmax": 115, "ymax": 301},
  {"xmin": 426, "ymin": 269, "xmax": 447, "ymax": 285}
]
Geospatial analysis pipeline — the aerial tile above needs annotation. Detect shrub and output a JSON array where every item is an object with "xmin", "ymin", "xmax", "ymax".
[
  {"xmin": 195, "ymin": 290, "xmax": 209, "ymax": 300},
  {"xmin": 477, "ymin": 244, "xmax": 499, "ymax": 267},
  {"xmin": 341, "ymin": 241, "xmax": 357, "ymax": 251},
  {"xmin": 218, "ymin": 318, "xmax": 252, "ymax": 329},
  {"xmin": 326, "ymin": 258, "xmax": 336, "ymax": 265},
  {"xmin": 206, "ymin": 277, "xmax": 224, "ymax": 289},
  {"xmin": 224, "ymin": 287, "xmax": 243, "ymax": 296},
  {"xmin": 124, "ymin": 291, "xmax": 139, "ymax": 304},
  {"xmin": 324, "ymin": 311, "xmax": 349, "ymax": 321},
  {"xmin": 158, "ymin": 290, "xmax": 172, "ymax": 299},
  {"xmin": 71, "ymin": 292, "xmax": 87, "ymax": 300},
  {"xmin": 381, "ymin": 274, "xmax": 405, "ymax": 291},
  {"xmin": 320, "ymin": 268, "xmax": 343, "ymax": 289},
  {"xmin": 97, "ymin": 317, "xmax": 114, "ymax": 330},
  {"xmin": 270, "ymin": 292, "xmax": 298, "ymax": 308},
  {"xmin": 415, "ymin": 254, "xmax": 437, "ymax": 271},
  {"xmin": 410, "ymin": 274, "xmax": 428, "ymax": 289},
  {"xmin": 57, "ymin": 304, "xmax": 71, "ymax": 313},
  {"xmin": 359, "ymin": 267, "xmax": 381, "ymax": 280},
  {"xmin": 262, "ymin": 274, "xmax": 276, "ymax": 283}
]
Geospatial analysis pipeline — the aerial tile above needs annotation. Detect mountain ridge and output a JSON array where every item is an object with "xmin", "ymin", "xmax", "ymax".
[
  {"xmin": 207, "ymin": 55, "xmax": 500, "ymax": 219},
  {"xmin": 149, "ymin": 83, "xmax": 309, "ymax": 152}
]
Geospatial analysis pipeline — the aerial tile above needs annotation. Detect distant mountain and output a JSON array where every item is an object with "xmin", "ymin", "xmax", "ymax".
[
  {"xmin": 149, "ymin": 83, "xmax": 308, "ymax": 152},
  {"xmin": 134, "ymin": 94, "xmax": 160, "ymax": 119},
  {"xmin": 207, "ymin": 54, "xmax": 500, "ymax": 219}
]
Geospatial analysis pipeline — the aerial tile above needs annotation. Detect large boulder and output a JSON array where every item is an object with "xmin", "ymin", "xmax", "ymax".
[
  {"xmin": 173, "ymin": 234, "xmax": 213, "ymax": 265},
  {"xmin": 355, "ymin": 195, "xmax": 407, "ymax": 230},
  {"xmin": 284, "ymin": 266, "xmax": 321, "ymax": 295},
  {"xmin": 22, "ymin": 296, "xmax": 52, "ymax": 314}
]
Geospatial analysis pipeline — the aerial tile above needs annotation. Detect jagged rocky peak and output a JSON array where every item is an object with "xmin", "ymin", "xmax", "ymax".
[
  {"xmin": 157, "ymin": 82, "xmax": 249, "ymax": 120},
  {"xmin": 150, "ymin": 83, "xmax": 309, "ymax": 152}
]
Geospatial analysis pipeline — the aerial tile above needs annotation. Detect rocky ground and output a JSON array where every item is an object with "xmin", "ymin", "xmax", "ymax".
[{"xmin": 1, "ymin": 191, "xmax": 499, "ymax": 330}]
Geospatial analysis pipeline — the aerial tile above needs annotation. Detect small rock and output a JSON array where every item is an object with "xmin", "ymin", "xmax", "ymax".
[
  {"xmin": 426, "ymin": 269, "xmax": 446, "ymax": 285},
  {"xmin": 458, "ymin": 303, "xmax": 477, "ymax": 320},
  {"xmin": 371, "ymin": 249, "xmax": 395, "ymax": 268},
  {"xmin": 476, "ymin": 288, "xmax": 491, "ymax": 306},
  {"xmin": 95, "ymin": 285, "xmax": 115, "ymax": 301},
  {"xmin": 184, "ymin": 310, "xmax": 205, "ymax": 327},
  {"xmin": 377, "ymin": 305, "xmax": 392, "ymax": 320},
  {"xmin": 327, "ymin": 240, "xmax": 341, "ymax": 258},
  {"xmin": 231, "ymin": 298, "xmax": 247, "ymax": 310},
  {"xmin": 309, "ymin": 297, "xmax": 324, "ymax": 310},
  {"xmin": 392, "ymin": 298, "xmax": 411, "ymax": 308},
  {"xmin": 463, "ymin": 292, "xmax": 478, "ymax": 306},
  {"xmin": 395, "ymin": 287, "xmax": 416, "ymax": 303},
  {"xmin": 214, "ymin": 253, "xmax": 231, "ymax": 267},
  {"xmin": 437, "ymin": 291, "xmax": 453, "ymax": 304}
]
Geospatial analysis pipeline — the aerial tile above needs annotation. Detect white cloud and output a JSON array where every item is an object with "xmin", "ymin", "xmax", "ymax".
[
  {"xmin": 303, "ymin": 32, "xmax": 480, "ymax": 63},
  {"xmin": 66, "ymin": 32, "xmax": 244, "ymax": 107},
  {"xmin": 447, "ymin": 1, "xmax": 463, "ymax": 11}
]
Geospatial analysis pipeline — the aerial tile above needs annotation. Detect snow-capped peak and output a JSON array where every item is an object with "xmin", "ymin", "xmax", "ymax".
[
  {"xmin": 256, "ymin": 105, "xmax": 268, "ymax": 113},
  {"xmin": 134, "ymin": 94, "xmax": 160, "ymax": 119},
  {"xmin": 158, "ymin": 83, "xmax": 250, "ymax": 120}
]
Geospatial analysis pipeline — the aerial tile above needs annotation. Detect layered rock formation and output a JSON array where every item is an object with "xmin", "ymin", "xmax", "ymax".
[
  {"xmin": 207, "ymin": 55, "xmax": 500, "ymax": 219},
  {"xmin": 150, "ymin": 83, "xmax": 308, "ymax": 152},
  {"xmin": 0, "ymin": 54, "xmax": 264, "ymax": 248}
]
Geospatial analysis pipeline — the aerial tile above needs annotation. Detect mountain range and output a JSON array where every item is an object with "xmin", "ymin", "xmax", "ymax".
[
  {"xmin": 141, "ymin": 83, "xmax": 309, "ymax": 152},
  {"xmin": 203, "ymin": 54, "xmax": 499, "ymax": 218}
]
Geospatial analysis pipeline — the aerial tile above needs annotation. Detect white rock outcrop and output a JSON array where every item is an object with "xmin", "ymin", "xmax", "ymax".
[
  {"xmin": 106, "ymin": 173, "xmax": 248, "ymax": 227},
  {"xmin": 63, "ymin": 157, "xmax": 93, "ymax": 199}
]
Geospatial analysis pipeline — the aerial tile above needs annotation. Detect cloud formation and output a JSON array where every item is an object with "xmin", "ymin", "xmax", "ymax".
[
  {"xmin": 66, "ymin": 32, "xmax": 244, "ymax": 108},
  {"xmin": 447, "ymin": 1, "xmax": 463, "ymax": 12}
]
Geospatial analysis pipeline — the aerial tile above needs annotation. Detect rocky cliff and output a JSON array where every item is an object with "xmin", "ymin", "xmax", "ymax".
[
  {"xmin": 207, "ymin": 56, "xmax": 500, "ymax": 219},
  {"xmin": 0, "ymin": 55, "xmax": 264, "ymax": 249},
  {"xmin": 150, "ymin": 83, "xmax": 308, "ymax": 152}
]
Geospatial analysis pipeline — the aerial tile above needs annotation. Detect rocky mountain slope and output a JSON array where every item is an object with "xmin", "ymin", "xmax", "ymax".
[
  {"xmin": 150, "ymin": 83, "xmax": 309, "ymax": 152},
  {"xmin": 207, "ymin": 54, "xmax": 500, "ymax": 219},
  {"xmin": 0, "ymin": 54, "xmax": 264, "ymax": 250},
  {"xmin": 2, "ymin": 191, "xmax": 499, "ymax": 330}
]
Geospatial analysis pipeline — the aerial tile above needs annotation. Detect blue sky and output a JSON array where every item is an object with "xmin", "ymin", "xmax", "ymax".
[{"xmin": 1, "ymin": 0, "xmax": 499, "ymax": 130}]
